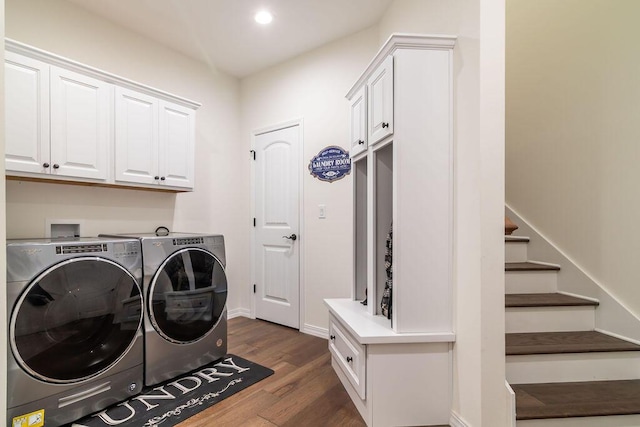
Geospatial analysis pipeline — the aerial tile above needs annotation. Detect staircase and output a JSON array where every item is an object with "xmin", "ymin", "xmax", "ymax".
[{"xmin": 505, "ymin": 230, "xmax": 640, "ymax": 426}]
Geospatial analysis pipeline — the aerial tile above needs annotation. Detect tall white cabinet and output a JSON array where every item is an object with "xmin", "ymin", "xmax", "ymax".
[{"xmin": 325, "ymin": 34, "xmax": 456, "ymax": 427}]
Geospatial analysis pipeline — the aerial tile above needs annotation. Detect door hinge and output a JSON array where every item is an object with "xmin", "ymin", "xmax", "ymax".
[
  {"xmin": 253, "ymin": 218, "xmax": 256, "ymax": 227},
  {"xmin": 253, "ymin": 284, "xmax": 256, "ymax": 293},
  {"xmin": 250, "ymin": 150, "xmax": 256, "ymax": 160}
]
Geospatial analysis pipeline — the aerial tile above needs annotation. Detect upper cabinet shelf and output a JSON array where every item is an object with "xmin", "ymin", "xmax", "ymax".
[{"xmin": 4, "ymin": 38, "xmax": 200, "ymax": 192}]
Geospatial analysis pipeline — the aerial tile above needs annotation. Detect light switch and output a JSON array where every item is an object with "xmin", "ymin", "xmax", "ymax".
[{"xmin": 319, "ymin": 204, "xmax": 326, "ymax": 219}]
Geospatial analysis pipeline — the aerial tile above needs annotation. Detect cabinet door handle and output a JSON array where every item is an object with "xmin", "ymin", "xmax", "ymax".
[
  {"xmin": 346, "ymin": 356, "xmax": 353, "ymax": 363},
  {"xmin": 358, "ymin": 140, "xmax": 364, "ymax": 145},
  {"xmin": 330, "ymin": 335, "xmax": 335, "ymax": 341},
  {"xmin": 154, "ymin": 176, "xmax": 160, "ymax": 180},
  {"xmin": 160, "ymin": 176, "xmax": 166, "ymax": 181},
  {"xmin": 382, "ymin": 122, "xmax": 389, "ymax": 128},
  {"xmin": 43, "ymin": 163, "xmax": 50, "ymax": 168},
  {"xmin": 52, "ymin": 164, "xmax": 60, "ymax": 169}
]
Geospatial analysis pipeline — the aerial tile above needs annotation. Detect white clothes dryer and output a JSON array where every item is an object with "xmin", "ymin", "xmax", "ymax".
[
  {"xmin": 6, "ymin": 237, "xmax": 144, "ymax": 427},
  {"xmin": 101, "ymin": 232, "xmax": 228, "ymax": 386}
]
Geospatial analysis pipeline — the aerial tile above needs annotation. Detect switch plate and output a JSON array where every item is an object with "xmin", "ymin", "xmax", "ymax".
[{"xmin": 319, "ymin": 204, "xmax": 326, "ymax": 219}]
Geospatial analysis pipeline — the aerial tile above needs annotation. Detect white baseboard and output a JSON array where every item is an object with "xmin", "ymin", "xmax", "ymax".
[
  {"xmin": 506, "ymin": 380, "xmax": 517, "ymax": 427},
  {"xmin": 450, "ymin": 411, "xmax": 470, "ymax": 427},
  {"xmin": 301, "ymin": 323, "xmax": 328, "ymax": 339},
  {"xmin": 227, "ymin": 307, "xmax": 251, "ymax": 319},
  {"xmin": 226, "ymin": 312, "xmax": 328, "ymax": 340}
]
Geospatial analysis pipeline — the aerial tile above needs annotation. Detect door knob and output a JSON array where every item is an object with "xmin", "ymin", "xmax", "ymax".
[{"xmin": 282, "ymin": 234, "xmax": 297, "ymax": 241}]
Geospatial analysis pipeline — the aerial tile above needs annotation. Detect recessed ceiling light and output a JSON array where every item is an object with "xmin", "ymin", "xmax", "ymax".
[{"xmin": 254, "ymin": 10, "xmax": 273, "ymax": 25}]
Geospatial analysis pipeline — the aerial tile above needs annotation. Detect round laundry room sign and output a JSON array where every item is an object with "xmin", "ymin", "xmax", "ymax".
[{"xmin": 308, "ymin": 146, "xmax": 351, "ymax": 183}]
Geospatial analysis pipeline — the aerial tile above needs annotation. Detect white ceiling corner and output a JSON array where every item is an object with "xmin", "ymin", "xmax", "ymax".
[{"xmin": 64, "ymin": 0, "xmax": 393, "ymax": 78}]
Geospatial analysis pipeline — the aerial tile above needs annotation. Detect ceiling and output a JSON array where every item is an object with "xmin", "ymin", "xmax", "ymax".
[{"xmin": 65, "ymin": 0, "xmax": 393, "ymax": 78}]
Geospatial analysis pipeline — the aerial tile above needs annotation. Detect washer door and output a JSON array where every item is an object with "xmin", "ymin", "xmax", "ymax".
[
  {"xmin": 10, "ymin": 257, "xmax": 143, "ymax": 384},
  {"xmin": 149, "ymin": 247, "xmax": 227, "ymax": 344}
]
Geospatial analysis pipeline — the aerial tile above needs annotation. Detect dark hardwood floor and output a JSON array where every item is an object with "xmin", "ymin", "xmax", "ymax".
[{"xmin": 176, "ymin": 317, "xmax": 366, "ymax": 427}]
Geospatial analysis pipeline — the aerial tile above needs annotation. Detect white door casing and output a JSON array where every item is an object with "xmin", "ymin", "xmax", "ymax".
[{"xmin": 253, "ymin": 124, "xmax": 301, "ymax": 329}]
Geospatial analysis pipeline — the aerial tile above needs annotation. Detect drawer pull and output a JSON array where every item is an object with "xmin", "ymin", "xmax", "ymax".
[
  {"xmin": 330, "ymin": 335, "xmax": 335, "ymax": 340},
  {"xmin": 346, "ymin": 356, "xmax": 353, "ymax": 363}
]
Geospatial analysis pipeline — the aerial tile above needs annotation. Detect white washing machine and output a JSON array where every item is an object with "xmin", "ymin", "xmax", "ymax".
[
  {"xmin": 101, "ymin": 232, "xmax": 228, "ymax": 386},
  {"xmin": 6, "ymin": 237, "xmax": 144, "ymax": 427}
]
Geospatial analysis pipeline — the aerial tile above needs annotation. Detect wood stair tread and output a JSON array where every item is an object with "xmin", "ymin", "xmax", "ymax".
[
  {"xmin": 506, "ymin": 293, "xmax": 598, "ymax": 308},
  {"xmin": 505, "ymin": 262, "xmax": 560, "ymax": 271},
  {"xmin": 506, "ymin": 331, "xmax": 640, "ymax": 355},
  {"xmin": 512, "ymin": 379, "xmax": 640, "ymax": 420}
]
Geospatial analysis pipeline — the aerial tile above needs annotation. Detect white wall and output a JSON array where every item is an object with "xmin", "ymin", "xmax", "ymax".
[
  {"xmin": 1, "ymin": 0, "xmax": 7, "ymax": 423},
  {"xmin": 4, "ymin": 0, "xmax": 247, "ymax": 311},
  {"xmin": 380, "ymin": 0, "xmax": 506, "ymax": 425},
  {"xmin": 240, "ymin": 26, "xmax": 379, "ymax": 332},
  {"xmin": 506, "ymin": 1, "xmax": 640, "ymax": 317}
]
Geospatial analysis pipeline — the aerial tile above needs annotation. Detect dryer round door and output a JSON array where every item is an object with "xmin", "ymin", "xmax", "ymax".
[
  {"xmin": 10, "ymin": 257, "xmax": 143, "ymax": 384},
  {"xmin": 149, "ymin": 247, "xmax": 228, "ymax": 344}
]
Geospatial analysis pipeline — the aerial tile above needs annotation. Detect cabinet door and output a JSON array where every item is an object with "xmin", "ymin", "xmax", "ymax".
[
  {"xmin": 367, "ymin": 55, "xmax": 394, "ymax": 145},
  {"xmin": 114, "ymin": 87, "xmax": 159, "ymax": 186},
  {"xmin": 4, "ymin": 52, "xmax": 51, "ymax": 174},
  {"xmin": 158, "ymin": 101, "xmax": 195, "ymax": 189},
  {"xmin": 50, "ymin": 67, "xmax": 110, "ymax": 180},
  {"xmin": 349, "ymin": 86, "xmax": 367, "ymax": 157}
]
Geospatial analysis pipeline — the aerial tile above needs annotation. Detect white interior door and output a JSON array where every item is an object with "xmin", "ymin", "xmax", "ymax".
[{"xmin": 254, "ymin": 124, "xmax": 300, "ymax": 329}]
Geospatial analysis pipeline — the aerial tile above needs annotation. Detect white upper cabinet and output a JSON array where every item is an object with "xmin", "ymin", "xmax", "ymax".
[
  {"xmin": 115, "ymin": 87, "xmax": 159, "ymax": 186},
  {"xmin": 50, "ymin": 66, "xmax": 110, "ymax": 180},
  {"xmin": 349, "ymin": 86, "xmax": 367, "ymax": 157},
  {"xmin": 114, "ymin": 88, "xmax": 194, "ymax": 190},
  {"xmin": 158, "ymin": 101, "xmax": 194, "ymax": 189},
  {"xmin": 367, "ymin": 55, "xmax": 394, "ymax": 145},
  {"xmin": 5, "ymin": 52, "xmax": 51, "ymax": 174},
  {"xmin": 4, "ymin": 39, "xmax": 200, "ymax": 191},
  {"xmin": 5, "ymin": 54, "xmax": 109, "ymax": 181}
]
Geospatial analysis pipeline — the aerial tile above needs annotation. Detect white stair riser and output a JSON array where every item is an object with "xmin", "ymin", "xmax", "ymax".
[
  {"xmin": 506, "ymin": 242, "xmax": 528, "ymax": 263},
  {"xmin": 506, "ymin": 271, "xmax": 558, "ymax": 294},
  {"xmin": 517, "ymin": 414, "xmax": 640, "ymax": 427},
  {"xmin": 507, "ymin": 352, "xmax": 640, "ymax": 384},
  {"xmin": 506, "ymin": 306, "xmax": 595, "ymax": 333}
]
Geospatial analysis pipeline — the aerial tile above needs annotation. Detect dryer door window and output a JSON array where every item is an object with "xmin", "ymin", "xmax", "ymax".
[
  {"xmin": 149, "ymin": 248, "xmax": 228, "ymax": 343},
  {"xmin": 10, "ymin": 257, "xmax": 143, "ymax": 384}
]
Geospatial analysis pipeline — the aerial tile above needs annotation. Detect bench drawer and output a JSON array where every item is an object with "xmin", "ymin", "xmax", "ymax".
[{"xmin": 329, "ymin": 314, "xmax": 366, "ymax": 399}]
